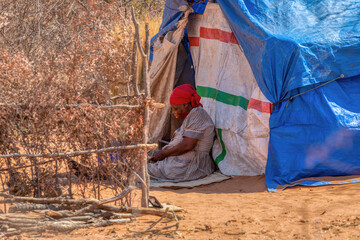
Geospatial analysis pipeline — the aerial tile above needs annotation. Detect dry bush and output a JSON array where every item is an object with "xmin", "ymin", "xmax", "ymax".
[{"xmin": 0, "ymin": 0, "xmax": 154, "ymax": 205}]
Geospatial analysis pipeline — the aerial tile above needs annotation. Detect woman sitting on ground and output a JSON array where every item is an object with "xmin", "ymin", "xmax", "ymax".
[{"xmin": 148, "ymin": 84, "xmax": 215, "ymax": 182}]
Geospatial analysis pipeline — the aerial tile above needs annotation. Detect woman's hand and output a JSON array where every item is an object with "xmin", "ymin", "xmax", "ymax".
[
  {"xmin": 149, "ymin": 150, "xmax": 166, "ymax": 162},
  {"xmin": 148, "ymin": 137, "xmax": 198, "ymax": 163}
]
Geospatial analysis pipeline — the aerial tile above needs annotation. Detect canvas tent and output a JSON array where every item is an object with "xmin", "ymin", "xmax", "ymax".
[{"xmin": 149, "ymin": 0, "xmax": 360, "ymax": 191}]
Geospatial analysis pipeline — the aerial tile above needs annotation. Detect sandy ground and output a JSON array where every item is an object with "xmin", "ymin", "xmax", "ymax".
[{"xmin": 8, "ymin": 175, "xmax": 360, "ymax": 240}]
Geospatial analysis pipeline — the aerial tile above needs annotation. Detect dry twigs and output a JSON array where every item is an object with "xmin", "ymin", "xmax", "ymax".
[
  {"xmin": 0, "ymin": 187, "xmax": 180, "ymax": 237},
  {"xmin": 0, "ymin": 187, "xmax": 135, "ymax": 237},
  {"xmin": 1, "ymin": 192, "xmax": 179, "ymax": 219}
]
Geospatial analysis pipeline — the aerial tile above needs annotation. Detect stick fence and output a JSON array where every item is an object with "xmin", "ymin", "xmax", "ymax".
[{"xmin": 0, "ymin": 10, "xmax": 158, "ymax": 209}]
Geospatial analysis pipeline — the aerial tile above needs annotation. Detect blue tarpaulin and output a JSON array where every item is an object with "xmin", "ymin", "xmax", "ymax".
[
  {"xmin": 153, "ymin": 0, "xmax": 360, "ymax": 191},
  {"xmin": 151, "ymin": 0, "xmax": 209, "ymax": 46}
]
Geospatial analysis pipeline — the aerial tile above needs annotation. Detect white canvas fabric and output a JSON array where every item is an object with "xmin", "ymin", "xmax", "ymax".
[{"xmin": 187, "ymin": 3, "xmax": 271, "ymax": 176}]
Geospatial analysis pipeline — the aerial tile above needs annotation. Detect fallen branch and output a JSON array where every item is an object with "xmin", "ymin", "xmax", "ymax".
[
  {"xmin": 0, "ymin": 192, "xmax": 179, "ymax": 219},
  {"xmin": 8, "ymin": 203, "xmax": 84, "ymax": 213},
  {"xmin": 0, "ymin": 194, "xmax": 181, "ymax": 238},
  {"xmin": 70, "ymin": 186, "xmax": 135, "ymax": 217},
  {"xmin": 0, "ymin": 218, "xmax": 131, "ymax": 238},
  {"xmin": 99, "ymin": 205, "xmax": 178, "ymax": 219},
  {"xmin": 0, "ymin": 192, "xmax": 99, "ymax": 205},
  {"xmin": 59, "ymin": 215, "xmax": 93, "ymax": 222},
  {"xmin": 0, "ymin": 216, "xmax": 41, "ymax": 224}
]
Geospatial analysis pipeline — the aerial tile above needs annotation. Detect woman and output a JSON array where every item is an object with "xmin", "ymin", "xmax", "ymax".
[{"xmin": 148, "ymin": 84, "xmax": 215, "ymax": 182}]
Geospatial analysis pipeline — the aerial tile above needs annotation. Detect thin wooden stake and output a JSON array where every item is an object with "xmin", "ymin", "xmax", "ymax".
[
  {"xmin": 131, "ymin": 32, "xmax": 140, "ymax": 95},
  {"xmin": 131, "ymin": 7, "xmax": 150, "ymax": 208},
  {"xmin": 142, "ymin": 22, "xmax": 151, "ymax": 208},
  {"xmin": 0, "ymin": 173, "xmax": 7, "ymax": 213}
]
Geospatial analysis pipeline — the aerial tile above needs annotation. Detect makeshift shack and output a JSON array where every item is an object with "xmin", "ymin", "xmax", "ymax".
[{"xmin": 149, "ymin": 0, "xmax": 360, "ymax": 191}]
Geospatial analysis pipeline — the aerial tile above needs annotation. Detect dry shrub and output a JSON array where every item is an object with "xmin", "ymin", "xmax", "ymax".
[{"xmin": 0, "ymin": 0, "xmax": 151, "ymax": 205}]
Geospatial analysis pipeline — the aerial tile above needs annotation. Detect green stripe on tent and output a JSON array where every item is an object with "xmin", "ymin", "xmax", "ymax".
[
  {"xmin": 197, "ymin": 86, "xmax": 249, "ymax": 110},
  {"xmin": 215, "ymin": 129, "xmax": 226, "ymax": 165}
]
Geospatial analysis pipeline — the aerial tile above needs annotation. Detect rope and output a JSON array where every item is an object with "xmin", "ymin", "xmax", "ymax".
[{"xmin": 273, "ymin": 74, "xmax": 345, "ymax": 108}]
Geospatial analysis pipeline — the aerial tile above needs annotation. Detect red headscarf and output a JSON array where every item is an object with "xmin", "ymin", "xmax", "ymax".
[{"xmin": 169, "ymin": 84, "xmax": 203, "ymax": 107}]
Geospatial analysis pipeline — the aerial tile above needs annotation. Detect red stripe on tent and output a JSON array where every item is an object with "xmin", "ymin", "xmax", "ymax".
[
  {"xmin": 189, "ymin": 37, "xmax": 200, "ymax": 47},
  {"xmin": 200, "ymin": 27, "xmax": 239, "ymax": 45},
  {"xmin": 248, "ymin": 98, "xmax": 273, "ymax": 114}
]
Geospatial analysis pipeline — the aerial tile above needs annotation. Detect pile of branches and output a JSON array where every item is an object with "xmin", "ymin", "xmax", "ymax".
[{"xmin": 0, "ymin": 187, "xmax": 180, "ymax": 238}]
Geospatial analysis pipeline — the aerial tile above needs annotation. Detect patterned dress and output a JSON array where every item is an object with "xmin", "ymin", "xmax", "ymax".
[{"xmin": 148, "ymin": 107, "xmax": 215, "ymax": 182}]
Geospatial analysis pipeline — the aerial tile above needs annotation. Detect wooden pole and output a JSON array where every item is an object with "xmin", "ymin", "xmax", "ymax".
[
  {"xmin": 131, "ymin": 30, "xmax": 140, "ymax": 95},
  {"xmin": 131, "ymin": 7, "xmax": 150, "ymax": 207},
  {"xmin": 141, "ymin": 22, "xmax": 151, "ymax": 207}
]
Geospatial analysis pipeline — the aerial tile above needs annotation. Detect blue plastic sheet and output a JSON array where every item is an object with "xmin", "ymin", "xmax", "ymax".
[
  {"xmin": 151, "ymin": 0, "xmax": 209, "ymax": 46},
  {"xmin": 266, "ymin": 76, "xmax": 360, "ymax": 191},
  {"xmin": 216, "ymin": 0, "xmax": 360, "ymax": 191},
  {"xmin": 217, "ymin": 0, "xmax": 360, "ymax": 103},
  {"xmin": 155, "ymin": 0, "xmax": 360, "ymax": 191}
]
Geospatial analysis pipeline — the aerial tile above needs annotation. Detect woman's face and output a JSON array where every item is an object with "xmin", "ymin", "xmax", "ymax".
[{"xmin": 171, "ymin": 103, "xmax": 191, "ymax": 119}]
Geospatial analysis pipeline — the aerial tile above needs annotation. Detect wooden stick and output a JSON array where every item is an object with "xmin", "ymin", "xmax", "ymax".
[
  {"xmin": 0, "ymin": 143, "xmax": 158, "ymax": 160},
  {"xmin": 0, "ymin": 173, "xmax": 7, "ymax": 213},
  {"xmin": 0, "ymin": 192, "xmax": 99, "ymax": 205},
  {"xmin": 0, "ymin": 216, "xmax": 41, "ymax": 224},
  {"xmin": 0, "ymin": 213, "xmax": 43, "ymax": 219},
  {"xmin": 61, "ymin": 215, "xmax": 93, "ymax": 221},
  {"xmin": 110, "ymin": 94, "xmax": 143, "ymax": 100},
  {"xmin": 0, "ymin": 222, "xmax": 39, "ymax": 228},
  {"xmin": 131, "ymin": 27, "xmax": 140, "ymax": 95},
  {"xmin": 8, "ymin": 203, "xmax": 84, "ymax": 213},
  {"xmin": 1, "ymin": 186, "xmax": 135, "ymax": 207},
  {"xmin": 99, "ymin": 205, "xmax": 177, "ymax": 219},
  {"xmin": 0, "ymin": 218, "xmax": 131, "ymax": 237},
  {"xmin": 142, "ymin": 22, "xmax": 151, "ymax": 208},
  {"xmin": 130, "ymin": 6, "xmax": 150, "ymax": 208},
  {"xmin": 70, "ymin": 186, "xmax": 135, "ymax": 217},
  {"xmin": 131, "ymin": 7, "xmax": 146, "ymax": 58},
  {"xmin": 0, "ymin": 103, "xmax": 140, "ymax": 109},
  {"xmin": 0, "ymin": 102, "xmax": 164, "ymax": 109},
  {"xmin": 0, "ymin": 227, "xmax": 45, "ymax": 238}
]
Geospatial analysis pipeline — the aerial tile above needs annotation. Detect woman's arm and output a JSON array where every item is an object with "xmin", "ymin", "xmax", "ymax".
[{"xmin": 150, "ymin": 136, "xmax": 198, "ymax": 162}]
